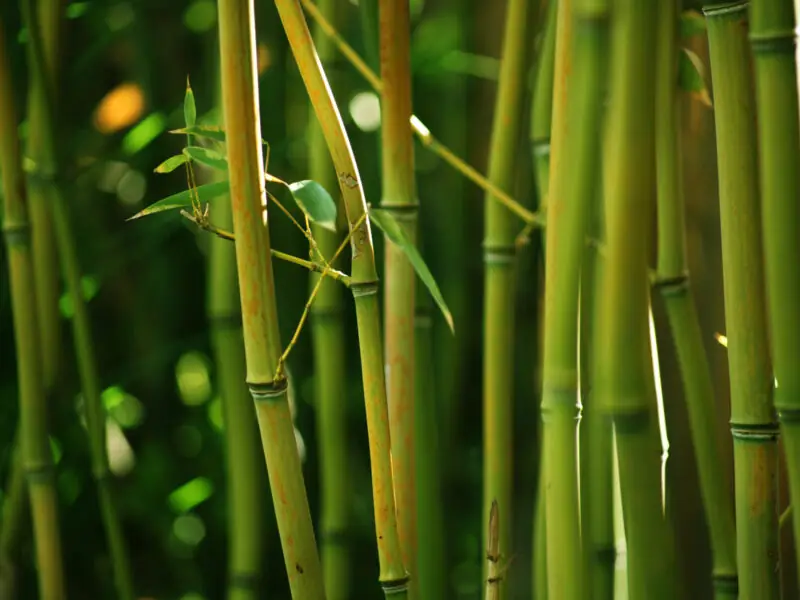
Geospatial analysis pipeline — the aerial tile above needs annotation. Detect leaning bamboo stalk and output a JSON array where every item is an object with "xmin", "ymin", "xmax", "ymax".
[
  {"xmin": 216, "ymin": 0, "xmax": 325, "ymax": 597},
  {"xmin": 0, "ymin": 19, "xmax": 66, "ymax": 600},
  {"xmin": 541, "ymin": 0, "xmax": 607, "ymax": 598},
  {"xmin": 272, "ymin": 1, "xmax": 408, "ymax": 596},
  {"xmin": 595, "ymin": 1, "xmax": 677, "ymax": 598},
  {"xmin": 654, "ymin": 2, "xmax": 738, "ymax": 598},
  {"xmin": 481, "ymin": 2, "xmax": 532, "ymax": 595},
  {"xmin": 378, "ymin": 1, "xmax": 418, "ymax": 595},
  {"xmin": 307, "ymin": 1, "xmax": 351, "ymax": 597},
  {"xmin": 749, "ymin": 0, "xmax": 800, "ymax": 585},
  {"xmin": 703, "ymin": 3, "xmax": 780, "ymax": 598}
]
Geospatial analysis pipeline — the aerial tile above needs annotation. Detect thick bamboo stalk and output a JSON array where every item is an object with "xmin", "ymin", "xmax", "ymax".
[
  {"xmin": 749, "ymin": 0, "xmax": 800, "ymax": 587},
  {"xmin": 379, "ymin": 2, "xmax": 418, "ymax": 595},
  {"xmin": 0, "ymin": 19, "xmax": 66, "ymax": 600},
  {"xmin": 704, "ymin": 3, "xmax": 780, "ymax": 598},
  {"xmin": 482, "ymin": 2, "xmax": 532, "ymax": 594},
  {"xmin": 307, "ymin": 1, "xmax": 350, "ymax": 598},
  {"xmin": 272, "ymin": 1, "xmax": 408, "ymax": 596},
  {"xmin": 216, "ymin": 1, "xmax": 325, "ymax": 597},
  {"xmin": 654, "ymin": 2, "xmax": 738, "ymax": 598},
  {"xmin": 595, "ymin": 1, "xmax": 677, "ymax": 598}
]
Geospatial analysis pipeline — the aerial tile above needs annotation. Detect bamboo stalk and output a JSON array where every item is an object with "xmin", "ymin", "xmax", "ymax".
[
  {"xmin": 0, "ymin": 19, "xmax": 66, "ymax": 600},
  {"xmin": 0, "ymin": 444, "xmax": 27, "ymax": 599},
  {"xmin": 485, "ymin": 500, "xmax": 501, "ymax": 600},
  {"xmin": 216, "ymin": 1, "xmax": 325, "ymax": 596},
  {"xmin": 749, "ymin": 0, "xmax": 800, "ymax": 586},
  {"xmin": 704, "ymin": 3, "xmax": 780, "ymax": 598},
  {"xmin": 378, "ymin": 1, "xmax": 418, "ymax": 596},
  {"xmin": 272, "ymin": 1, "xmax": 408, "ymax": 596},
  {"xmin": 595, "ymin": 1, "xmax": 677, "ymax": 598},
  {"xmin": 654, "ymin": 2, "xmax": 738, "ymax": 598},
  {"xmin": 307, "ymin": 1, "xmax": 351, "ymax": 597}
]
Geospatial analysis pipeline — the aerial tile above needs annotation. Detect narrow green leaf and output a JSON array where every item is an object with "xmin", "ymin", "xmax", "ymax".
[
  {"xmin": 678, "ymin": 47, "xmax": 712, "ymax": 108},
  {"xmin": 127, "ymin": 180, "xmax": 230, "ymax": 220},
  {"xmin": 169, "ymin": 125, "xmax": 269, "ymax": 147},
  {"xmin": 368, "ymin": 207, "xmax": 454, "ymax": 333},
  {"xmin": 184, "ymin": 77, "xmax": 197, "ymax": 128},
  {"xmin": 679, "ymin": 9, "xmax": 706, "ymax": 38},
  {"xmin": 154, "ymin": 154, "xmax": 188, "ymax": 174},
  {"xmin": 287, "ymin": 180, "xmax": 337, "ymax": 231},
  {"xmin": 184, "ymin": 146, "xmax": 228, "ymax": 172}
]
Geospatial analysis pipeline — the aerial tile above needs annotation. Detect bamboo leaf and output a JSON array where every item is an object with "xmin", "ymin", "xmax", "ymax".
[
  {"xmin": 678, "ymin": 47, "xmax": 712, "ymax": 108},
  {"xmin": 680, "ymin": 10, "xmax": 706, "ymax": 38},
  {"xmin": 169, "ymin": 125, "xmax": 269, "ymax": 147},
  {"xmin": 128, "ymin": 180, "xmax": 230, "ymax": 220},
  {"xmin": 368, "ymin": 207, "xmax": 454, "ymax": 333},
  {"xmin": 287, "ymin": 180, "xmax": 337, "ymax": 231},
  {"xmin": 184, "ymin": 146, "xmax": 228, "ymax": 172},
  {"xmin": 154, "ymin": 154, "xmax": 188, "ymax": 174},
  {"xmin": 184, "ymin": 77, "xmax": 196, "ymax": 128}
]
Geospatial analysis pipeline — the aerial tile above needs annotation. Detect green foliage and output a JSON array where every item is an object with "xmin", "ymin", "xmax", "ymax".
[
  {"xmin": 183, "ymin": 146, "xmax": 228, "ymax": 172},
  {"xmin": 288, "ymin": 179, "xmax": 337, "ymax": 231},
  {"xmin": 128, "ymin": 180, "xmax": 230, "ymax": 219},
  {"xmin": 184, "ymin": 78, "xmax": 197, "ymax": 129},
  {"xmin": 680, "ymin": 10, "xmax": 706, "ymax": 38},
  {"xmin": 678, "ymin": 47, "xmax": 712, "ymax": 108},
  {"xmin": 154, "ymin": 154, "xmax": 188, "ymax": 174}
]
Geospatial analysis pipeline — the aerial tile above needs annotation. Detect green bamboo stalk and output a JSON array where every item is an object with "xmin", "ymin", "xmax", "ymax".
[
  {"xmin": 704, "ymin": 3, "xmax": 780, "ymax": 598},
  {"xmin": 532, "ymin": 461, "xmax": 547, "ymax": 600},
  {"xmin": 215, "ymin": 1, "xmax": 325, "ymax": 597},
  {"xmin": 749, "ymin": 0, "xmax": 800, "ymax": 587},
  {"xmin": 654, "ymin": 2, "xmax": 738, "ymax": 598},
  {"xmin": 378, "ymin": 1, "xmax": 418, "ymax": 596},
  {"xmin": 307, "ymin": 1, "xmax": 351, "ymax": 597},
  {"xmin": 594, "ymin": 1, "xmax": 677, "ymax": 598},
  {"xmin": 482, "ymin": 1, "xmax": 532, "ymax": 594},
  {"xmin": 485, "ymin": 500, "xmax": 501, "ymax": 600},
  {"xmin": 207, "ymin": 79, "xmax": 265, "ymax": 599},
  {"xmin": 272, "ymin": 1, "xmax": 408, "ymax": 596},
  {"xmin": 0, "ymin": 19, "xmax": 66, "ymax": 600},
  {"xmin": 0, "ymin": 443, "xmax": 27, "ymax": 599},
  {"xmin": 530, "ymin": 0, "xmax": 557, "ymax": 212},
  {"xmin": 21, "ymin": 1, "xmax": 135, "ymax": 595}
]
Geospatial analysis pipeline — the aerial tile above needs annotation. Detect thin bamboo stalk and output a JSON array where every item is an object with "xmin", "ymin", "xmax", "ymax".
[
  {"xmin": 272, "ymin": 1, "xmax": 408, "ymax": 596},
  {"xmin": 216, "ymin": 0, "xmax": 325, "ymax": 596},
  {"xmin": 0, "ymin": 444, "xmax": 27, "ymax": 598},
  {"xmin": 704, "ymin": 3, "xmax": 780, "ymax": 598},
  {"xmin": 485, "ymin": 500, "xmax": 501, "ymax": 600},
  {"xmin": 655, "ymin": 2, "xmax": 738, "ymax": 598},
  {"xmin": 378, "ymin": 1, "xmax": 417, "ymax": 596},
  {"xmin": 530, "ymin": 0, "xmax": 557, "ymax": 213},
  {"xmin": 482, "ymin": 2, "xmax": 532, "ymax": 595},
  {"xmin": 750, "ymin": 0, "xmax": 800, "ymax": 587},
  {"xmin": 0, "ymin": 19, "xmax": 66, "ymax": 600},
  {"xmin": 307, "ymin": 1, "xmax": 351, "ymax": 597},
  {"xmin": 595, "ymin": 1, "xmax": 677, "ymax": 598}
]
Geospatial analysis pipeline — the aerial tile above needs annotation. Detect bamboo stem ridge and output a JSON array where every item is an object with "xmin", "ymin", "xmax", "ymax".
[
  {"xmin": 482, "ymin": 1, "xmax": 532, "ymax": 595},
  {"xmin": 0, "ymin": 20, "xmax": 66, "ymax": 600},
  {"xmin": 704, "ymin": 3, "xmax": 780, "ymax": 599},
  {"xmin": 379, "ymin": 1, "xmax": 418, "ymax": 596},
  {"xmin": 654, "ymin": 2, "xmax": 738, "ymax": 598},
  {"xmin": 749, "ymin": 0, "xmax": 800, "ymax": 585},
  {"xmin": 216, "ymin": 0, "xmax": 325, "ymax": 597},
  {"xmin": 595, "ymin": 1, "xmax": 677, "ymax": 598},
  {"xmin": 272, "ymin": 1, "xmax": 408, "ymax": 596}
]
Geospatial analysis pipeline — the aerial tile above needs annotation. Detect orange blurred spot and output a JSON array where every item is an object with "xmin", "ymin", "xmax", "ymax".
[
  {"xmin": 93, "ymin": 82, "xmax": 145, "ymax": 134},
  {"xmin": 257, "ymin": 42, "xmax": 271, "ymax": 75}
]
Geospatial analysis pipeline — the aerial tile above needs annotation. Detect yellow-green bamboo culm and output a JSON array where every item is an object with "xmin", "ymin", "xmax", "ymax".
[
  {"xmin": 541, "ymin": 0, "xmax": 607, "ymax": 597},
  {"xmin": 654, "ymin": 2, "xmax": 738, "ymax": 598},
  {"xmin": 0, "ymin": 19, "xmax": 66, "ymax": 600},
  {"xmin": 379, "ymin": 0, "xmax": 418, "ymax": 595},
  {"xmin": 482, "ymin": 1, "xmax": 531, "ymax": 594},
  {"xmin": 749, "ymin": 0, "xmax": 800, "ymax": 586},
  {"xmin": 273, "ymin": 1, "xmax": 408, "ymax": 596},
  {"xmin": 0, "ymin": 441, "xmax": 27, "ymax": 598},
  {"xmin": 595, "ymin": 1, "xmax": 677, "ymax": 598},
  {"xmin": 216, "ymin": 0, "xmax": 325, "ymax": 596},
  {"xmin": 307, "ymin": 1, "xmax": 351, "ymax": 598},
  {"xmin": 704, "ymin": 3, "xmax": 780, "ymax": 598}
]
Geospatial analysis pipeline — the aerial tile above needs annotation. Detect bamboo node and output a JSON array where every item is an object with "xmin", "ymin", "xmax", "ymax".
[
  {"xmin": 483, "ymin": 244, "xmax": 516, "ymax": 265},
  {"xmin": 711, "ymin": 572, "xmax": 739, "ymax": 594},
  {"xmin": 749, "ymin": 30, "xmax": 796, "ymax": 55},
  {"xmin": 349, "ymin": 279, "xmax": 379, "ymax": 298},
  {"xmin": 593, "ymin": 544, "xmax": 617, "ymax": 564},
  {"xmin": 653, "ymin": 272, "xmax": 690, "ymax": 296},
  {"xmin": 229, "ymin": 571, "xmax": 259, "ymax": 590},
  {"xmin": 207, "ymin": 311, "xmax": 243, "ymax": 329},
  {"xmin": 2, "ymin": 222, "xmax": 31, "ymax": 247},
  {"xmin": 531, "ymin": 137, "xmax": 551, "ymax": 157},
  {"xmin": 378, "ymin": 202, "xmax": 420, "ymax": 219},
  {"xmin": 702, "ymin": 2, "xmax": 749, "ymax": 19},
  {"xmin": 247, "ymin": 376, "xmax": 289, "ymax": 402},
  {"xmin": 729, "ymin": 421, "xmax": 780, "ymax": 442},
  {"xmin": 777, "ymin": 407, "xmax": 800, "ymax": 424},
  {"xmin": 23, "ymin": 462, "xmax": 55, "ymax": 483},
  {"xmin": 319, "ymin": 528, "xmax": 350, "ymax": 546},
  {"xmin": 379, "ymin": 574, "xmax": 410, "ymax": 595}
]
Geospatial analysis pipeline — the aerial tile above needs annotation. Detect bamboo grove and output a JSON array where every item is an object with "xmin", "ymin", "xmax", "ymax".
[{"xmin": 2, "ymin": 0, "xmax": 800, "ymax": 598}]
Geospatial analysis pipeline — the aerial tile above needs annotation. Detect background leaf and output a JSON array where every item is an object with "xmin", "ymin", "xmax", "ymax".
[
  {"xmin": 154, "ymin": 154, "xmax": 188, "ymax": 174},
  {"xmin": 678, "ymin": 47, "xmax": 712, "ymax": 108},
  {"xmin": 128, "ymin": 180, "xmax": 230, "ymax": 220},
  {"xmin": 287, "ymin": 180, "xmax": 337, "ymax": 231},
  {"xmin": 680, "ymin": 9, "xmax": 706, "ymax": 38},
  {"xmin": 184, "ymin": 78, "xmax": 196, "ymax": 128},
  {"xmin": 368, "ymin": 208, "xmax": 454, "ymax": 333}
]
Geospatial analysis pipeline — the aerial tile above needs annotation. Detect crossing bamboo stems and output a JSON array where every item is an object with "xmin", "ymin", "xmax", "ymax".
[
  {"xmin": 379, "ymin": 1, "xmax": 418, "ymax": 595},
  {"xmin": 704, "ymin": 3, "xmax": 780, "ymax": 598},
  {"xmin": 749, "ymin": 0, "xmax": 800, "ymax": 586},
  {"xmin": 595, "ymin": 1, "xmax": 677, "ymax": 598},
  {"xmin": 272, "ymin": 0, "xmax": 408, "ymax": 596},
  {"xmin": 655, "ymin": 2, "xmax": 738, "ymax": 598},
  {"xmin": 0, "ymin": 19, "xmax": 66, "ymax": 600},
  {"xmin": 216, "ymin": 0, "xmax": 325, "ymax": 596}
]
